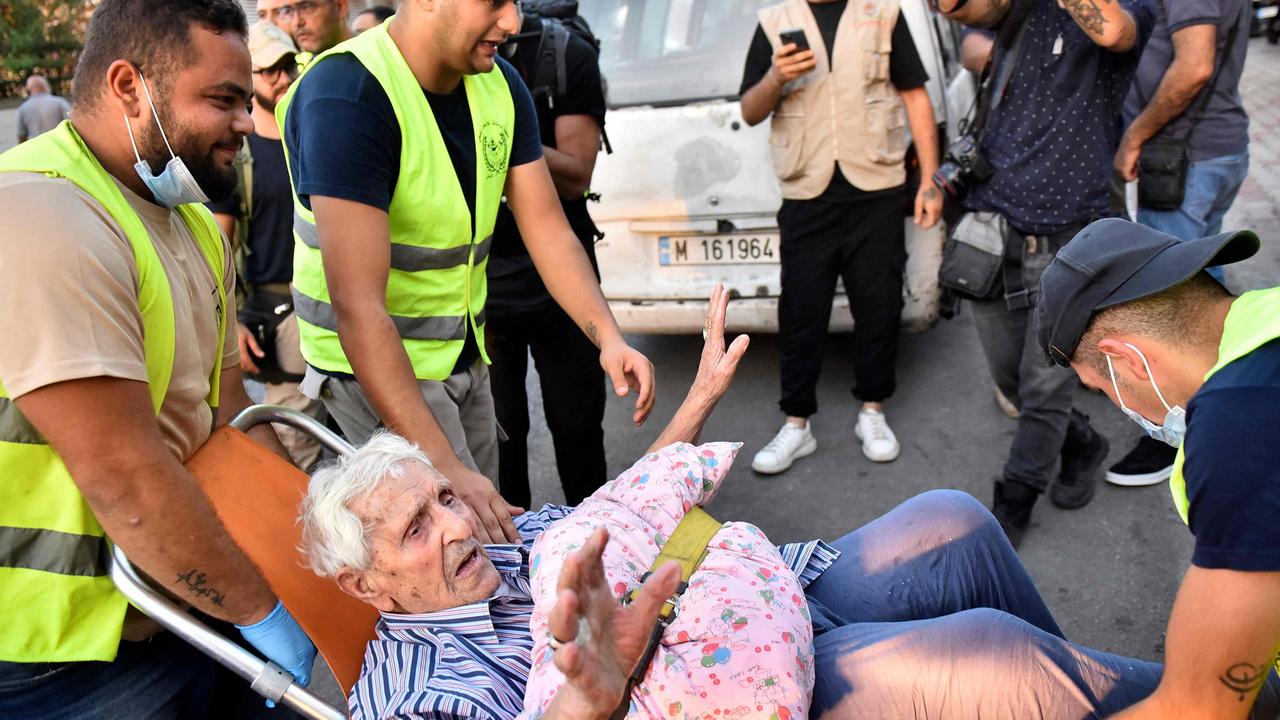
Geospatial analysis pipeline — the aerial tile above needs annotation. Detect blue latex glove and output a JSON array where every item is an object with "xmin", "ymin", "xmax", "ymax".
[{"xmin": 237, "ymin": 600, "xmax": 317, "ymax": 688}]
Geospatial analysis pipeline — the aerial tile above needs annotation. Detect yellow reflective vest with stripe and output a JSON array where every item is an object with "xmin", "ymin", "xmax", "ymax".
[
  {"xmin": 1170, "ymin": 287, "xmax": 1280, "ymax": 525},
  {"xmin": 0, "ymin": 121, "xmax": 227, "ymax": 662},
  {"xmin": 278, "ymin": 20, "xmax": 514, "ymax": 381}
]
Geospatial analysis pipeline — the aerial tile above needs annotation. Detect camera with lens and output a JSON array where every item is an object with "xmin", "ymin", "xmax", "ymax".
[{"xmin": 932, "ymin": 133, "xmax": 994, "ymax": 199}]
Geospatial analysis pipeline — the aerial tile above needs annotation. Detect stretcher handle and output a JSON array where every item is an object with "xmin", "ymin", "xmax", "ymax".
[
  {"xmin": 229, "ymin": 404, "xmax": 356, "ymax": 456},
  {"xmin": 110, "ymin": 546, "xmax": 347, "ymax": 720}
]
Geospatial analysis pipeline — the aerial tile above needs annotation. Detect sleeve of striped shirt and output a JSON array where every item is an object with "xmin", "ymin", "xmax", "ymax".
[{"xmin": 778, "ymin": 540, "xmax": 842, "ymax": 588}]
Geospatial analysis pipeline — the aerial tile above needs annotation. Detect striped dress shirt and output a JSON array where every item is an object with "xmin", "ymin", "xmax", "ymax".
[{"xmin": 349, "ymin": 504, "xmax": 839, "ymax": 720}]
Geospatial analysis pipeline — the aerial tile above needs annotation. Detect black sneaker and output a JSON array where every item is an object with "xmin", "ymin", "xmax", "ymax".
[
  {"xmin": 992, "ymin": 479, "xmax": 1038, "ymax": 549},
  {"xmin": 1051, "ymin": 426, "xmax": 1109, "ymax": 509},
  {"xmin": 1105, "ymin": 436, "xmax": 1177, "ymax": 487}
]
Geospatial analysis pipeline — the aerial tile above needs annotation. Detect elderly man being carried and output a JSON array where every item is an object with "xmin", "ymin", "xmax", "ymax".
[{"xmin": 300, "ymin": 288, "xmax": 1230, "ymax": 720}]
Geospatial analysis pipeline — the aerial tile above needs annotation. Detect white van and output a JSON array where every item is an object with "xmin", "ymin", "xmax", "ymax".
[{"xmin": 577, "ymin": 0, "xmax": 976, "ymax": 333}]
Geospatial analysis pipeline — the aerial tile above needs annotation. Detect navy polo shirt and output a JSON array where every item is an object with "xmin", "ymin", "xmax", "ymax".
[{"xmin": 965, "ymin": 0, "xmax": 1154, "ymax": 235}]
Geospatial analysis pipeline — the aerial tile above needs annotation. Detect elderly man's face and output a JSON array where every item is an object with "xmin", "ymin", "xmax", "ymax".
[{"xmin": 337, "ymin": 461, "xmax": 501, "ymax": 614}]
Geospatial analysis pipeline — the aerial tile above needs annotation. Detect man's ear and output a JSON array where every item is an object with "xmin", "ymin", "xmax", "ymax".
[
  {"xmin": 104, "ymin": 60, "xmax": 146, "ymax": 120},
  {"xmin": 335, "ymin": 567, "xmax": 397, "ymax": 613},
  {"xmin": 1097, "ymin": 337, "xmax": 1149, "ymax": 383}
]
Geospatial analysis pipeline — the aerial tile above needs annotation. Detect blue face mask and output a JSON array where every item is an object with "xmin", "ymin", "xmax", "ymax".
[
  {"xmin": 124, "ymin": 72, "xmax": 209, "ymax": 208},
  {"xmin": 1106, "ymin": 343, "xmax": 1187, "ymax": 448}
]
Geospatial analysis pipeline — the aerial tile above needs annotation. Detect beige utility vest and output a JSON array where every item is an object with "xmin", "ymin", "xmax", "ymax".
[{"xmin": 758, "ymin": 0, "xmax": 907, "ymax": 200}]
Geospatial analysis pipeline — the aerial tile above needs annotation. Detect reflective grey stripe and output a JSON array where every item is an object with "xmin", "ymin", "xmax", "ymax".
[
  {"xmin": 0, "ymin": 396, "xmax": 45, "ymax": 445},
  {"xmin": 294, "ymin": 214, "xmax": 491, "ymax": 272},
  {"xmin": 292, "ymin": 290, "xmax": 471, "ymax": 342},
  {"xmin": 0, "ymin": 525, "xmax": 111, "ymax": 578},
  {"xmin": 294, "ymin": 213, "xmax": 319, "ymax": 249}
]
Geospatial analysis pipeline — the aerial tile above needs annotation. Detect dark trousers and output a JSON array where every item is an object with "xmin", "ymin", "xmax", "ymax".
[
  {"xmin": 487, "ymin": 301, "xmax": 608, "ymax": 508},
  {"xmin": 969, "ymin": 224, "xmax": 1088, "ymax": 491},
  {"xmin": 778, "ymin": 193, "xmax": 906, "ymax": 417}
]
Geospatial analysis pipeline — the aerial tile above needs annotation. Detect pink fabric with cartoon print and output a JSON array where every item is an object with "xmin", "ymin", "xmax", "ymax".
[{"xmin": 520, "ymin": 442, "xmax": 813, "ymax": 720}]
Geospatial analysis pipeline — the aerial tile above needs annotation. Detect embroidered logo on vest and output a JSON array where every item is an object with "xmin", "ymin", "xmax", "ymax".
[{"xmin": 480, "ymin": 120, "xmax": 511, "ymax": 178}]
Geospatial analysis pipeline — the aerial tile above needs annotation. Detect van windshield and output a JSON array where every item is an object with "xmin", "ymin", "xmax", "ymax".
[{"xmin": 578, "ymin": 0, "xmax": 779, "ymax": 108}]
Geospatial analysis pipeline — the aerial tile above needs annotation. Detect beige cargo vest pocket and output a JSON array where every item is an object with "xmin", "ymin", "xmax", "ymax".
[
  {"xmin": 866, "ymin": 94, "xmax": 906, "ymax": 165},
  {"xmin": 770, "ymin": 108, "xmax": 807, "ymax": 181}
]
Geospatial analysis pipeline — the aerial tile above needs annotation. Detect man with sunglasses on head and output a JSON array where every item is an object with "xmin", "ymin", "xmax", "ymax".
[
  {"xmin": 278, "ymin": 0, "xmax": 656, "ymax": 546},
  {"xmin": 209, "ymin": 22, "xmax": 327, "ymax": 471}
]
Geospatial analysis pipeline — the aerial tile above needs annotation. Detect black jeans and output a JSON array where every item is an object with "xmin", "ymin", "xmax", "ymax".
[
  {"xmin": 486, "ymin": 300, "xmax": 607, "ymax": 507},
  {"xmin": 778, "ymin": 193, "xmax": 906, "ymax": 417},
  {"xmin": 969, "ymin": 223, "xmax": 1089, "ymax": 491}
]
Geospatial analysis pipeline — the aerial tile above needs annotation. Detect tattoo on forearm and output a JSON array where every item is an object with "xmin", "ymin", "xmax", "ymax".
[
  {"xmin": 924, "ymin": 187, "xmax": 940, "ymax": 201},
  {"xmin": 175, "ymin": 568, "xmax": 227, "ymax": 607},
  {"xmin": 585, "ymin": 321, "xmax": 599, "ymax": 345},
  {"xmin": 1061, "ymin": 0, "xmax": 1108, "ymax": 36},
  {"xmin": 1220, "ymin": 652, "xmax": 1280, "ymax": 701}
]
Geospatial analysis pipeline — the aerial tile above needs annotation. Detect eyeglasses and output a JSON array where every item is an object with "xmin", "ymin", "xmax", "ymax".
[
  {"xmin": 253, "ymin": 63, "xmax": 300, "ymax": 82},
  {"xmin": 258, "ymin": 0, "xmax": 329, "ymax": 23}
]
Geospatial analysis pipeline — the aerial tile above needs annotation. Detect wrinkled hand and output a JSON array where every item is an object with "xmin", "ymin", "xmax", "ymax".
[
  {"xmin": 441, "ymin": 462, "xmax": 522, "ymax": 544},
  {"xmin": 692, "ymin": 284, "xmax": 750, "ymax": 406},
  {"xmin": 1114, "ymin": 130, "xmax": 1143, "ymax": 182},
  {"xmin": 547, "ymin": 528, "xmax": 682, "ymax": 717},
  {"xmin": 599, "ymin": 342, "xmax": 656, "ymax": 426},
  {"xmin": 915, "ymin": 180, "xmax": 943, "ymax": 229},
  {"xmin": 237, "ymin": 323, "xmax": 264, "ymax": 375},
  {"xmin": 770, "ymin": 43, "xmax": 817, "ymax": 85}
]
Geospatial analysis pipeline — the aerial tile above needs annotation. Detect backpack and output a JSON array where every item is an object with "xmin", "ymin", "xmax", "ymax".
[{"xmin": 518, "ymin": 0, "xmax": 612, "ymax": 153}]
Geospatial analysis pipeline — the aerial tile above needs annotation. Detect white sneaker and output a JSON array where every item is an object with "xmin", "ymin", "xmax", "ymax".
[
  {"xmin": 855, "ymin": 408, "xmax": 900, "ymax": 463},
  {"xmin": 752, "ymin": 423, "xmax": 817, "ymax": 474}
]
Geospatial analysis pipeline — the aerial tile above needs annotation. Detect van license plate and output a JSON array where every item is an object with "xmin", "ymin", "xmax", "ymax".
[{"xmin": 659, "ymin": 235, "xmax": 779, "ymax": 266}]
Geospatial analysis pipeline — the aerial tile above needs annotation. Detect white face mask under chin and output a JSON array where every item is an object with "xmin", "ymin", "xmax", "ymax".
[
  {"xmin": 1106, "ymin": 343, "xmax": 1187, "ymax": 448},
  {"xmin": 124, "ymin": 71, "xmax": 209, "ymax": 208}
]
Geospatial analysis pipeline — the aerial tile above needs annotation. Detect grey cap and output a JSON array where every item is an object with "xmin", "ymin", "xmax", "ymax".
[{"xmin": 1036, "ymin": 218, "xmax": 1259, "ymax": 367}]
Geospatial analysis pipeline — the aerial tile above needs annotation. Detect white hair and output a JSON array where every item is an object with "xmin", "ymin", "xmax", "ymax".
[{"xmin": 299, "ymin": 431, "xmax": 436, "ymax": 578}]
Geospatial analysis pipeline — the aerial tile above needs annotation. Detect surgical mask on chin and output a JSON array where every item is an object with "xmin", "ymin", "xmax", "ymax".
[
  {"xmin": 1106, "ymin": 343, "xmax": 1187, "ymax": 448},
  {"xmin": 124, "ymin": 71, "xmax": 209, "ymax": 208}
]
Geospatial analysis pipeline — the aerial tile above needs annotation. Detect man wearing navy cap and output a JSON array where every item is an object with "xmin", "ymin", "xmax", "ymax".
[{"xmin": 1038, "ymin": 217, "xmax": 1280, "ymax": 719}]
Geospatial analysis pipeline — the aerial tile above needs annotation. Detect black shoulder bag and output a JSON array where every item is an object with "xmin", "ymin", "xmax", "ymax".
[
  {"xmin": 937, "ymin": 12, "xmax": 1031, "ymax": 302},
  {"xmin": 1137, "ymin": 12, "xmax": 1239, "ymax": 210}
]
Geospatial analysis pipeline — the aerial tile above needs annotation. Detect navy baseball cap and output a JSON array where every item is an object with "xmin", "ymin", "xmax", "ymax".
[{"xmin": 1036, "ymin": 218, "xmax": 1259, "ymax": 367}]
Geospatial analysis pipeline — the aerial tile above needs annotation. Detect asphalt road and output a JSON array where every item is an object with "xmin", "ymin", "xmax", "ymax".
[{"xmin": 1, "ymin": 35, "xmax": 1277, "ymax": 712}]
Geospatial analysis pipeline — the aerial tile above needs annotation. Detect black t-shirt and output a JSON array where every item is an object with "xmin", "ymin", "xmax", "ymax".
[
  {"xmin": 283, "ymin": 53, "xmax": 543, "ymax": 373},
  {"xmin": 487, "ymin": 23, "xmax": 608, "ymax": 315},
  {"xmin": 207, "ymin": 134, "xmax": 294, "ymax": 286},
  {"xmin": 1183, "ymin": 336, "xmax": 1280, "ymax": 572},
  {"xmin": 739, "ymin": 1, "xmax": 929, "ymax": 202}
]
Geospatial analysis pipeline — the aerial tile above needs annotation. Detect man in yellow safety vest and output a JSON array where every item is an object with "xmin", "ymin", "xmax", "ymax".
[
  {"xmin": 0, "ymin": 1, "xmax": 315, "ymax": 717},
  {"xmin": 1038, "ymin": 217, "xmax": 1280, "ymax": 719},
  {"xmin": 278, "ymin": 0, "xmax": 656, "ymax": 545}
]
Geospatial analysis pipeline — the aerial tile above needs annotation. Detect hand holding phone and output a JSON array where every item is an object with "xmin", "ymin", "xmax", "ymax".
[
  {"xmin": 778, "ymin": 28, "xmax": 811, "ymax": 53},
  {"xmin": 771, "ymin": 28, "xmax": 817, "ymax": 84}
]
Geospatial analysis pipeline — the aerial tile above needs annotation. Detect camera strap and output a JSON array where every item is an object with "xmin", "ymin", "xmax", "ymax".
[{"xmin": 968, "ymin": 0, "xmax": 1034, "ymax": 139}]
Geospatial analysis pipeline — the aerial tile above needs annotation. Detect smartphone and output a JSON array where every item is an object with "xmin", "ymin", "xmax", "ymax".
[{"xmin": 779, "ymin": 28, "xmax": 810, "ymax": 53}]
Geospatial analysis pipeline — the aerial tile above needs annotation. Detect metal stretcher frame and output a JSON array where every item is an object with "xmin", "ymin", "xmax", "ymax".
[{"xmin": 109, "ymin": 405, "xmax": 356, "ymax": 720}]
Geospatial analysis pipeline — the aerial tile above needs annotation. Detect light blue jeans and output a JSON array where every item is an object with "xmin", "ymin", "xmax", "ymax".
[{"xmin": 1139, "ymin": 150, "xmax": 1250, "ymax": 281}]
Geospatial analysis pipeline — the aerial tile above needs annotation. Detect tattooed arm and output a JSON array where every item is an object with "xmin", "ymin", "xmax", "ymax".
[
  {"xmin": 1112, "ymin": 566, "xmax": 1280, "ymax": 719},
  {"xmin": 1057, "ymin": 0, "xmax": 1139, "ymax": 52}
]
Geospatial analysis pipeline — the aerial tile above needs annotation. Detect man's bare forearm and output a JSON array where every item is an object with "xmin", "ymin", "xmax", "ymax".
[
  {"xmin": 334, "ymin": 303, "xmax": 464, "ymax": 471},
  {"xmin": 1060, "ymin": 0, "xmax": 1138, "ymax": 51},
  {"xmin": 543, "ymin": 145, "xmax": 592, "ymax": 199},
  {"xmin": 1127, "ymin": 50, "xmax": 1214, "ymax": 144},
  {"xmin": 901, "ymin": 87, "xmax": 940, "ymax": 179},
  {"xmin": 740, "ymin": 72, "xmax": 784, "ymax": 127},
  {"xmin": 15, "ymin": 378, "xmax": 278, "ymax": 625}
]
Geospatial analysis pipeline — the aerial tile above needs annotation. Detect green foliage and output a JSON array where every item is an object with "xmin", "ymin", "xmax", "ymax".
[{"xmin": 0, "ymin": 0, "xmax": 92, "ymax": 97}]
